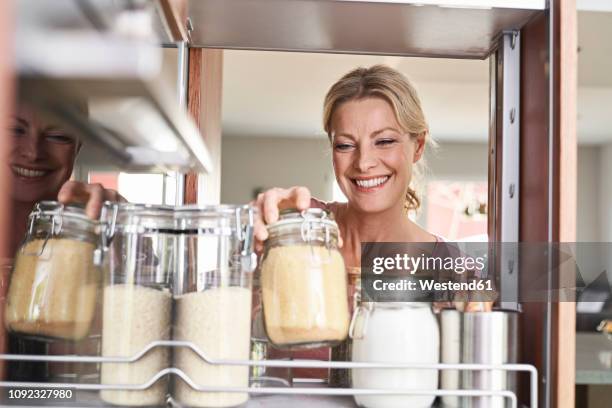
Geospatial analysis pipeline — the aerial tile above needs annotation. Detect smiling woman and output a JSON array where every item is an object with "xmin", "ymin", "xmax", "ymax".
[
  {"xmin": 254, "ymin": 65, "xmax": 438, "ymax": 267},
  {"xmin": 323, "ymin": 64, "xmax": 431, "ymax": 214},
  {"xmin": 251, "ymin": 65, "xmax": 441, "ymax": 393}
]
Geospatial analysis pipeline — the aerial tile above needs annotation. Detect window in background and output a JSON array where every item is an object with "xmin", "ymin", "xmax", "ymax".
[
  {"xmin": 88, "ymin": 172, "xmax": 174, "ymax": 205},
  {"xmin": 425, "ymin": 181, "xmax": 487, "ymax": 241}
]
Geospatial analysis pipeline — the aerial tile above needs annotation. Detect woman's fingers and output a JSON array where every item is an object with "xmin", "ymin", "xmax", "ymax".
[
  {"xmin": 84, "ymin": 183, "xmax": 105, "ymax": 220},
  {"xmin": 253, "ymin": 186, "xmax": 312, "ymax": 250},
  {"xmin": 262, "ymin": 188, "xmax": 282, "ymax": 225},
  {"xmin": 292, "ymin": 186, "xmax": 312, "ymax": 211},
  {"xmin": 253, "ymin": 193, "xmax": 268, "ymax": 242},
  {"xmin": 57, "ymin": 181, "xmax": 125, "ymax": 219},
  {"xmin": 262, "ymin": 186, "xmax": 311, "ymax": 224}
]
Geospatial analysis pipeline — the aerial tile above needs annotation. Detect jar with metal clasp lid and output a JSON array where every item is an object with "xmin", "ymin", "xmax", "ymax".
[
  {"xmin": 5, "ymin": 201, "xmax": 102, "ymax": 341},
  {"xmin": 98, "ymin": 202, "xmax": 257, "ymax": 408},
  {"xmin": 260, "ymin": 208, "xmax": 350, "ymax": 349}
]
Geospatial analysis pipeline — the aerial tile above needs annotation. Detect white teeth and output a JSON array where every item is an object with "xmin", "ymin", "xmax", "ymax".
[
  {"xmin": 12, "ymin": 166, "xmax": 47, "ymax": 178},
  {"xmin": 355, "ymin": 176, "xmax": 389, "ymax": 188}
]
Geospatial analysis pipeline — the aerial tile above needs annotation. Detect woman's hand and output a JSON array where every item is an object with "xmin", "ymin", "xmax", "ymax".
[
  {"xmin": 57, "ymin": 181, "xmax": 126, "ymax": 219},
  {"xmin": 252, "ymin": 186, "xmax": 312, "ymax": 252}
]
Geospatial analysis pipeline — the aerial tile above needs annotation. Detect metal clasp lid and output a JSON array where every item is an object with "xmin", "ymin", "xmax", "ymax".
[
  {"xmin": 238, "ymin": 205, "xmax": 257, "ymax": 273},
  {"xmin": 298, "ymin": 209, "xmax": 332, "ymax": 248},
  {"xmin": 100, "ymin": 202, "xmax": 119, "ymax": 250},
  {"xmin": 22, "ymin": 202, "xmax": 65, "ymax": 257}
]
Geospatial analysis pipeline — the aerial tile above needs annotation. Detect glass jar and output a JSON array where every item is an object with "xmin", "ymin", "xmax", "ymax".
[
  {"xmin": 172, "ymin": 205, "xmax": 256, "ymax": 408},
  {"xmin": 99, "ymin": 203, "xmax": 174, "ymax": 407},
  {"xmin": 350, "ymin": 302, "xmax": 440, "ymax": 408},
  {"xmin": 5, "ymin": 201, "xmax": 101, "ymax": 341},
  {"xmin": 260, "ymin": 208, "xmax": 349, "ymax": 349}
]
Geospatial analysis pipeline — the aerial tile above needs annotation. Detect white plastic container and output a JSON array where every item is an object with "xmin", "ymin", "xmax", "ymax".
[{"xmin": 350, "ymin": 302, "xmax": 439, "ymax": 408}]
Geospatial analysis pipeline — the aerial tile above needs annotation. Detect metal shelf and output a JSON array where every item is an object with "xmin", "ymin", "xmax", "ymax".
[
  {"xmin": 0, "ymin": 339, "xmax": 537, "ymax": 408},
  {"xmin": 188, "ymin": 0, "xmax": 545, "ymax": 59},
  {"xmin": 15, "ymin": 1, "xmax": 212, "ymax": 173},
  {"xmin": 17, "ymin": 0, "xmax": 185, "ymax": 44}
]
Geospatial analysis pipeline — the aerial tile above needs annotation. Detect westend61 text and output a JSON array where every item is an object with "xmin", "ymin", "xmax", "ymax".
[{"xmin": 372, "ymin": 279, "xmax": 494, "ymax": 292}]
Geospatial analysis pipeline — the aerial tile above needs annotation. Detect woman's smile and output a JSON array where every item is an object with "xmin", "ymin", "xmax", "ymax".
[
  {"xmin": 11, "ymin": 164, "xmax": 53, "ymax": 180},
  {"xmin": 351, "ymin": 175, "xmax": 391, "ymax": 192}
]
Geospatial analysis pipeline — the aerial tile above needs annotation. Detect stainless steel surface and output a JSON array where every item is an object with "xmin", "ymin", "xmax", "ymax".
[
  {"xmin": 488, "ymin": 42, "xmax": 498, "ymax": 244},
  {"xmin": 462, "ymin": 311, "xmax": 519, "ymax": 408},
  {"xmin": 441, "ymin": 309, "xmax": 462, "ymax": 407},
  {"xmin": 174, "ymin": 39, "xmax": 187, "ymax": 220},
  {"xmin": 499, "ymin": 31, "xmax": 521, "ymax": 311},
  {"xmin": 188, "ymin": 0, "xmax": 544, "ymax": 59}
]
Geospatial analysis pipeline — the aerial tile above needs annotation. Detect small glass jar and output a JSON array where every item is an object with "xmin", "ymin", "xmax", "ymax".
[
  {"xmin": 260, "ymin": 208, "xmax": 349, "ymax": 349},
  {"xmin": 350, "ymin": 301, "xmax": 440, "ymax": 408},
  {"xmin": 5, "ymin": 201, "xmax": 101, "ymax": 341}
]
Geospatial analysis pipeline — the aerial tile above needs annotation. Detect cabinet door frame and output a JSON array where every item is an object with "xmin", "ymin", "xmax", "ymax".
[{"xmin": 488, "ymin": 1, "xmax": 576, "ymax": 407}]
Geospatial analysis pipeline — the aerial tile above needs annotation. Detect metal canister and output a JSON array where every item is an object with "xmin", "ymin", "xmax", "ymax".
[{"xmin": 461, "ymin": 310, "xmax": 519, "ymax": 408}]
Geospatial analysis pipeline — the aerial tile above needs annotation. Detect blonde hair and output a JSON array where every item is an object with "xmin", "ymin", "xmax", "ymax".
[{"xmin": 322, "ymin": 64, "xmax": 431, "ymax": 211}]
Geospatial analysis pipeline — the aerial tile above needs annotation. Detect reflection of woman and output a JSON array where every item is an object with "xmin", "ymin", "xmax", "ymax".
[
  {"xmin": 254, "ymin": 64, "xmax": 436, "ymax": 264},
  {"xmin": 8, "ymin": 103, "xmax": 124, "ymax": 256},
  {"xmin": 4, "ymin": 103, "xmax": 124, "ymax": 381}
]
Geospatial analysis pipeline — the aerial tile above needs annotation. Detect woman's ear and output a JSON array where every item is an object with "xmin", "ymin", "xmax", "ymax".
[{"xmin": 413, "ymin": 132, "xmax": 427, "ymax": 163}]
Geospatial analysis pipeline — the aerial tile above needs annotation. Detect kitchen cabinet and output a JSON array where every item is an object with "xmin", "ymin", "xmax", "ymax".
[
  {"xmin": 0, "ymin": 1, "xmax": 576, "ymax": 408},
  {"xmin": 16, "ymin": 0, "xmax": 212, "ymax": 172}
]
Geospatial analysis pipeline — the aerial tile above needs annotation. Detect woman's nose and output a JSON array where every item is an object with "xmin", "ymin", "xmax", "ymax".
[
  {"xmin": 19, "ymin": 132, "xmax": 44, "ymax": 161},
  {"xmin": 354, "ymin": 146, "xmax": 378, "ymax": 172}
]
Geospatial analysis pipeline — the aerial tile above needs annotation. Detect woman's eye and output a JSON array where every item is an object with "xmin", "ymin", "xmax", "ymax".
[
  {"xmin": 376, "ymin": 138, "xmax": 397, "ymax": 146},
  {"xmin": 334, "ymin": 143, "xmax": 354, "ymax": 151},
  {"xmin": 11, "ymin": 126, "xmax": 26, "ymax": 137},
  {"xmin": 44, "ymin": 132, "xmax": 75, "ymax": 144}
]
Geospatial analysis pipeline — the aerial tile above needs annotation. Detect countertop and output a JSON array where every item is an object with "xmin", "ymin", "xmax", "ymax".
[{"xmin": 576, "ymin": 332, "xmax": 612, "ymax": 385}]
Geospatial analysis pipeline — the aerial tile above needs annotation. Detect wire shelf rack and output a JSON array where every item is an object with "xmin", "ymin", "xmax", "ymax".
[{"xmin": 0, "ymin": 339, "xmax": 537, "ymax": 408}]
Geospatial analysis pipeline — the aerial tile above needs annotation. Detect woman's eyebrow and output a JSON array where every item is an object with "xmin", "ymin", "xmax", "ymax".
[
  {"xmin": 370, "ymin": 127, "xmax": 401, "ymax": 137},
  {"xmin": 13, "ymin": 117, "xmax": 28, "ymax": 127},
  {"xmin": 334, "ymin": 132, "xmax": 356, "ymax": 140}
]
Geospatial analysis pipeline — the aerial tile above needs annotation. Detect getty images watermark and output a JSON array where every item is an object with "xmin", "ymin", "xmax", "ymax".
[{"xmin": 360, "ymin": 242, "xmax": 612, "ymax": 303}]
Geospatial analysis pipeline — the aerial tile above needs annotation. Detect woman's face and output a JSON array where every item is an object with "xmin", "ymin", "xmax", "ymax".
[
  {"xmin": 9, "ymin": 106, "xmax": 79, "ymax": 203},
  {"xmin": 330, "ymin": 97, "xmax": 424, "ymax": 214}
]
